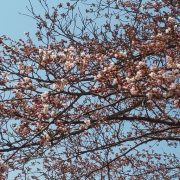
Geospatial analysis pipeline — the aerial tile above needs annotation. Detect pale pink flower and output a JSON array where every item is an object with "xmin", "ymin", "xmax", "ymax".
[
  {"xmin": 23, "ymin": 77, "xmax": 31, "ymax": 83},
  {"xmin": 130, "ymin": 87, "xmax": 138, "ymax": 95},
  {"xmin": 112, "ymin": 78, "xmax": 118, "ymax": 85},
  {"xmin": 168, "ymin": 17, "xmax": 175, "ymax": 23},
  {"xmin": 84, "ymin": 120, "xmax": 91, "ymax": 126},
  {"xmin": 149, "ymin": 72, "xmax": 156, "ymax": 78},
  {"xmin": 42, "ymin": 104, "xmax": 49, "ymax": 114},
  {"xmin": 165, "ymin": 27, "xmax": 171, "ymax": 33},
  {"xmin": 146, "ymin": 92, "xmax": 153, "ymax": 99},
  {"xmin": 170, "ymin": 83, "xmax": 176, "ymax": 90},
  {"xmin": 138, "ymin": 61, "xmax": 146, "ymax": 66},
  {"xmin": 41, "ymin": 91, "xmax": 49, "ymax": 98}
]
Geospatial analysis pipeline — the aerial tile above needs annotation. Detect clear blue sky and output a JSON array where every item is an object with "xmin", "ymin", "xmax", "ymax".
[
  {"xmin": 0, "ymin": 0, "xmax": 61, "ymax": 40},
  {"xmin": 0, "ymin": 0, "xmax": 37, "ymax": 39}
]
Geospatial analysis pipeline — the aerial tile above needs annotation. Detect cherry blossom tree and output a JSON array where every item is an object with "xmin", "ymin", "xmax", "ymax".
[{"xmin": 0, "ymin": 0, "xmax": 179, "ymax": 179}]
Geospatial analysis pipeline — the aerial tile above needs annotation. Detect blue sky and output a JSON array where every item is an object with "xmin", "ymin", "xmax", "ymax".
[{"xmin": 0, "ymin": 0, "xmax": 37, "ymax": 39}]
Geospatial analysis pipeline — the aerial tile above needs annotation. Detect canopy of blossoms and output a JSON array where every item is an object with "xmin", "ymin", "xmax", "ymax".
[{"xmin": 0, "ymin": 0, "xmax": 179, "ymax": 179}]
